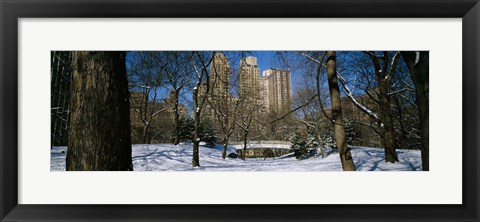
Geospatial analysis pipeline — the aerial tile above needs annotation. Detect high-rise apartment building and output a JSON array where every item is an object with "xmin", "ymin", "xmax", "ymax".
[
  {"xmin": 209, "ymin": 53, "xmax": 231, "ymax": 98},
  {"xmin": 258, "ymin": 74, "xmax": 269, "ymax": 115},
  {"xmin": 239, "ymin": 56, "xmax": 292, "ymax": 118},
  {"xmin": 239, "ymin": 56, "xmax": 260, "ymax": 104},
  {"xmin": 264, "ymin": 68, "xmax": 292, "ymax": 116},
  {"xmin": 204, "ymin": 52, "xmax": 232, "ymax": 121}
]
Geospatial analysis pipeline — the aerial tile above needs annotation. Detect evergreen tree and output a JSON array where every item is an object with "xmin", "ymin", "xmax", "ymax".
[
  {"xmin": 177, "ymin": 117, "xmax": 194, "ymax": 143},
  {"xmin": 176, "ymin": 117, "xmax": 218, "ymax": 146},
  {"xmin": 290, "ymin": 132, "xmax": 308, "ymax": 159},
  {"xmin": 323, "ymin": 118, "xmax": 360, "ymax": 148},
  {"xmin": 344, "ymin": 118, "xmax": 360, "ymax": 146},
  {"xmin": 199, "ymin": 119, "xmax": 217, "ymax": 147},
  {"xmin": 323, "ymin": 130, "xmax": 337, "ymax": 149}
]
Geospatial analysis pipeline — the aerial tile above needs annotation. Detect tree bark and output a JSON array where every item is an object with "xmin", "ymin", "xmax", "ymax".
[
  {"xmin": 326, "ymin": 51, "xmax": 356, "ymax": 171},
  {"xmin": 192, "ymin": 97, "xmax": 201, "ymax": 167},
  {"xmin": 379, "ymin": 82, "xmax": 399, "ymax": 163},
  {"xmin": 222, "ymin": 137, "xmax": 228, "ymax": 159},
  {"xmin": 243, "ymin": 131, "xmax": 248, "ymax": 161},
  {"xmin": 365, "ymin": 51, "xmax": 399, "ymax": 163},
  {"xmin": 173, "ymin": 92, "xmax": 181, "ymax": 145},
  {"xmin": 66, "ymin": 51, "xmax": 132, "ymax": 171},
  {"xmin": 401, "ymin": 51, "xmax": 429, "ymax": 171},
  {"xmin": 141, "ymin": 124, "xmax": 150, "ymax": 144}
]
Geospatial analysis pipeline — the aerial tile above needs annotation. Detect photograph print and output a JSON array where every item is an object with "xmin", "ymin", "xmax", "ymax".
[{"xmin": 50, "ymin": 51, "xmax": 429, "ymax": 171}]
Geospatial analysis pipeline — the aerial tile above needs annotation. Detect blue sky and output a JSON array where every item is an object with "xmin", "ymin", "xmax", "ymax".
[
  {"xmin": 126, "ymin": 51, "xmax": 302, "ymax": 109},
  {"xmin": 126, "ymin": 51, "xmax": 413, "ymax": 114},
  {"xmin": 250, "ymin": 51, "xmax": 279, "ymax": 74}
]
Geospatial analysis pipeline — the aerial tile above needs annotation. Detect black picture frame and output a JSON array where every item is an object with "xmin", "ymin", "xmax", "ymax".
[{"xmin": 1, "ymin": 0, "xmax": 479, "ymax": 221}]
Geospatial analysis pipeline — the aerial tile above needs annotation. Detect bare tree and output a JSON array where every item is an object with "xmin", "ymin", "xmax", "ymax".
[
  {"xmin": 156, "ymin": 52, "xmax": 194, "ymax": 145},
  {"xmin": 191, "ymin": 51, "xmax": 215, "ymax": 167},
  {"xmin": 359, "ymin": 51, "xmax": 401, "ymax": 163},
  {"xmin": 390, "ymin": 66, "xmax": 421, "ymax": 151},
  {"xmin": 210, "ymin": 98, "xmax": 240, "ymax": 159},
  {"xmin": 208, "ymin": 56, "xmax": 241, "ymax": 159},
  {"xmin": 127, "ymin": 52, "xmax": 166, "ymax": 144},
  {"xmin": 326, "ymin": 51, "xmax": 356, "ymax": 171},
  {"xmin": 401, "ymin": 51, "xmax": 429, "ymax": 170},
  {"xmin": 293, "ymin": 87, "xmax": 327, "ymax": 158},
  {"xmin": 236, "ymin": 98, "xmax": 257, "ymax": 161},
  {"xmin": 329, "ymin": 51, "xmax": 401, "ymax": 163},
  {"xmin": 67, "ymin": 51, "xmax": 132, "ymax": 171}
]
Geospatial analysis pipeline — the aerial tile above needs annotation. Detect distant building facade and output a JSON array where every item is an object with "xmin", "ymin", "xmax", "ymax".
[
  {"xmin": 210, "ymin": 53, "xmax": 231, "ymax": 98},
  {"xmin": 258, "ymin": 74, "xmax": 270, "ymax": 115},
  {"xmin": 239, "ymin": 56, "xmax": 260, "ymax": 104},
  {"xmin": 129, "ymin": 91, "xmax": 187, "ymax": 144},
  {"xmin": 237, "ymin": 57, "xmax": 293, "ymax": 118},
  {"xmin": 204, "ymin": 52, "xmax": 232, "ymax": 121},
  {"xmin": 263, "ymin": 68, "xmax": 292, "ymax": 116}
]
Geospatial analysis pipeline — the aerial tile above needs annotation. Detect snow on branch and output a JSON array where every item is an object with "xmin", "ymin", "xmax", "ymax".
[
  {"xmin": 151, "ymin": 107, "xmax": 167, "ymax": 117},
  {"xmin": 388, "ymin": 88, "xmax": 412, "ymax": 96},
  {"xmin": 386, "ymin": 51, "xmax": 401, "ymax": 80},
  {"xmin": 300, "ymin": 52, "xmax": 322, "ymax": 64},
  {"xmin": 129, "ymin": 84, "xmax": 151, "ymax": 89},
  {"xmin": 335, "ymin": 71, "xmax": 382, "ymax": 126},
  {"xmin": 415, "ymin": 51, "xmax": 420, "ymax": 65},
  {"xmin": 192, "ymin": 63, "xmax": 201, "ymax": 79}
]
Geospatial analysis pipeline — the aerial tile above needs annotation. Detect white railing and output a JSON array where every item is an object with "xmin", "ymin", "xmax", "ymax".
[{"xmin": 230, "ymin": 140, "xmax": 291, "ymax": 146}]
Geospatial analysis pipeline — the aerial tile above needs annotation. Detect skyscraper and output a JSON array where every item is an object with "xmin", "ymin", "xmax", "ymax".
[
  {"xmin": 258, "ymin": 73, "xmax": 269, "ymax": 115},
  {"xmin": 265, "ymin": 68, "xmax": 292, "ymax": 116},
  {"xmin": 239, "ymin": 56, "xmax": 260, "ymax": 103},
  {"xmin": 210, "ymin": 52, "xmax": 231, "ymax": 98},
  {"xmin": 204, "ymin": 52, "xmax": 231, "ymax": 121}
]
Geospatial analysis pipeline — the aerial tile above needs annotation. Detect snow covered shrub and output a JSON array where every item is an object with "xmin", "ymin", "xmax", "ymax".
[
  {"xmin": 290, "ymin": 132, "xmax": 309, "ymax": 159},
  {"xmin": 177, "ymin": 117, "xmax": 194, "ymax": 142},
  {"xmin": 322, "ymin": 145, "xmax": 337, "ymax": 156},
  {"xmin": 176, "ymin": 118, "xmax": 218, "ymax": 146},
  {"xmin": 199, "ymin": 120, "xmax": 218, "ymax": 147},
  {"xmin": 322, "ymin": 118, "xmax": 360, "ymax": 148},
  {"xmin": 344, "ymin": 118, "xmax": 360, "ymax": 146},
  {"xmin": 306, "ymin": 134, "xmax": 319, "ymax": 147},
  {"xmin": 291, "ymin": 132, "xmax": 335, "ymax": 159},
  {"xmin": 322, "ymin": 130, "xmax": 337, "ymax": 149}
]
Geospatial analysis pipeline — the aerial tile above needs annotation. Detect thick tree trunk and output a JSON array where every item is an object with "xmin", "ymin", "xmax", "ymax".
[
  {"xmin": 379, "ymin": 83, "xmax": 399, "ymax": 163},
  {"xmin": 66, "ymin": 51, "xmax": 132, "ymax": 171},
  {"xmin": 326, "ymin": 51, "xmax": 356, "ymax": 171},
  {"xmin": 365, "ymin": 51, "xmax": 400, "ymax": 163},
  {"xmin": 222, "ymin": 137, "xmax": 228, "ymax": 159},
  {"xmin": 192, "ymin": 140, "xmax": 200, "ymax": 167},
  {"xmin": 402, "ymin": 51, "xmax": 429, "ymax": 171}
]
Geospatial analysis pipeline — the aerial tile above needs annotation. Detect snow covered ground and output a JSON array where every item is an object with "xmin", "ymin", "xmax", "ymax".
[
  {"xmin": 50, "ymin": 144, "xmax": 422, "ymax": 172},
  {"xmin": 51, "ymin": 144, "xmax": 422, "ymax": 171}
]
